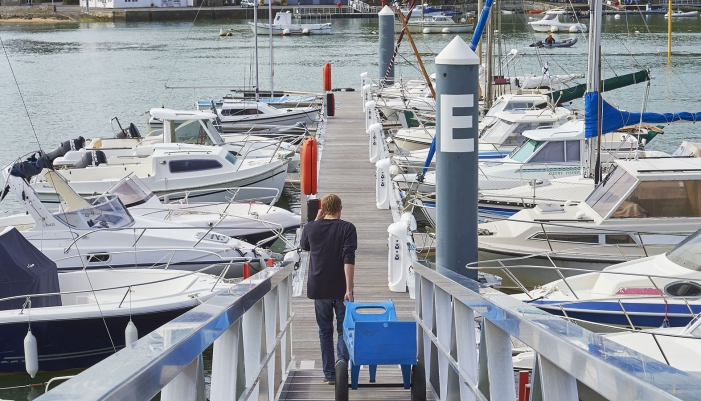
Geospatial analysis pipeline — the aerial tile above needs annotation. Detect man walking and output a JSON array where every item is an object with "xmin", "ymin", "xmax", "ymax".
[{"xmin": 300, "ymin": 194, "xmax": 357, "ymax": 384}]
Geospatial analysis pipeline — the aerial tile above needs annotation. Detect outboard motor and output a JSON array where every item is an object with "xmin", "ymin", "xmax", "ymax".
[
  {"xmin": 73, "ymin": 150, "xmax": 107, "ymax": 169},
  {"xmin": 45, "ymin": 137, "xmax": 85, "ymax": 161},
  {"xmin": 115, "ymin": 123, "xmax": 142, "ymax": 139}
]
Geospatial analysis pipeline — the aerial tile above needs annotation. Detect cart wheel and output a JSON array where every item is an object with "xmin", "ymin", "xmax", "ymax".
[
  {"xmin": 411, "ymin": 362, "xmax": 426, "ymax": 401},
  {"xmin": 335, "ymin": 360, "xmax": 349, "ymax": 401}
]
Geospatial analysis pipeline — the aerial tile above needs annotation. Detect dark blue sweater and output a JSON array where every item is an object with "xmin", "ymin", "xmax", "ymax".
[{"xmin": 300, "ymin": 219, "xmax": 357, "ymax": 300}]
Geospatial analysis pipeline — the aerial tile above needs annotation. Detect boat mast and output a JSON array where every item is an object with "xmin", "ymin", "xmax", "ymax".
[
  {"xmin": 584, "ymin": 0, "xmax": 602, "ymax": 182},
  {"xmin": 484, "ymin": 6, "xmax": 494, "ymax": 109},
  {"xmin": 667, "ymin": 0, "xmax": 672, "ymax": 62},
  {"xmin": 254, "ymin": 0, "xmax": 260, "ymax": 102},
  {"xmin": 269, "ymin": 0, "xmax": 274, "ymax": 98}
]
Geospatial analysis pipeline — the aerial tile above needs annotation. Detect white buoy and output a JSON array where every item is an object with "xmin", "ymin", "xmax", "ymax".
[
  {"xmin": 302, "ymin": 28, "xmax": 310, "ymax": 35},
  {"xmin": 24, "ymin": 329, "xmax": 38, "ymax": 378},
  {"xmin": 125, "ymin": 320, "xmax": 138, "ymax": 345},
  {"xmin": 614, "ymin": 13, "xmax": 621, "ymax": 19},
  {"xmin": 634, "ymin": 30, "xmax": 640, "ymax": 34},
  {"xmin": 423, "ymin": 27, "xmax": 432, "ymax": 34},
  {"xmin": 460, "ymin": 17, "xmax": 466, "ymax": 23},
  {"xmin": 442, "ymin": 27, "xmax": 451, "ymax": 33},
  {"xmin": 282, "ymin": 28, "xmax": 291, "ymax": 36},
  {"xmin": 550, "ymin": 26, "xmax": 559, "ymax": 32}
]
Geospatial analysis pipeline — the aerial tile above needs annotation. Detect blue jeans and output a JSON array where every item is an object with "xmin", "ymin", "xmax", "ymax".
[{"xmin": 314, "ymin": 299, "xmax": 349, "ymax": 380}]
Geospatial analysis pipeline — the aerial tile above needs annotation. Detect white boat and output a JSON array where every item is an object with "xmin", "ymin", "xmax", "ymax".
[
  {"xmin": 34, "ymin": 109, "xmax": 289, "ymax": 205},
  {"xmin": 107, "ymin": 175, "xmax": 300, "ymax": 248},
  {"xmin": 511, "ymin": 229, "xmax": 701, "ymax": 329},
  {"xmin": 529, "ymin": 11, "xmax": 588, "ymax": 32},
  {"xmin": 208, "ymin": 100, "xmax": 322, "ymax": 132},
  {"xmin": 665, "ymin": 10, "xmax": 699, "ymax": 17},
  {"xmin": 398, "ymin": 16, "xmax": 474, "ymax": 34},
  {"xmin": 514, "ymin": 314, "xmax": 701, "ymax": 377},
  {"xmin": 478, "ymin": 156, "xmax": 701, "ymax": 289},
  {"xmin": 249, "ymin": 11, "xmax": 331, "ymax": 35},
  {"xmin": 3, "ymin": 163, "xmax": 272, "ymax": 277},
  {"xmin": 0, "ymin": 225, "xmax": 234, "ymax": 373}
]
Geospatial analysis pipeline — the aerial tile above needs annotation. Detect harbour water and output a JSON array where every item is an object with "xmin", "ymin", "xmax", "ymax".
[{"xmin": 1, "ymin": 12, "xmax": 701, "ymax": 399}]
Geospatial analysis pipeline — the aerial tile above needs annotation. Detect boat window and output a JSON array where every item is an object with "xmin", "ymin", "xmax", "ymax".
[
  {"xmin": 204, "ymin": 120, "xmax": 225, "ymax": 145},
  {"xmin": 566, "ymin": 141, "xmax": 580, "ymax": 162},
  {"xmin": 169, "ymin": 159, "xmax": 223, "ymax": 173},
  {"xmin": 610, "ymin": 180, "xmax": 701, "ymax": 219},
  {"xmin": 605, "ymin": 234, "xmax": 636, "ymax": 244},
  {"xmin": 503, "ymin": 101, "xmax": 536, "ymax": 111},
  {"xmin": 685, "ymin": 314, "xmax": 701, "ymax": 337},
  {"xmin": 542, "ymin": 14, "xmax": 557, "ymax": 20},
  {"xmin": 54, "ymin": 195, "xmax": 134, "ymax": 230},
  {"xmin": 510, "ymin": 139, "xmax": 544, "ymax": 163},
  {"xmin": 173, "ymin": 119, "xmax": 214, "ymax": 146},
  {"xmin": 530, "ymin": 233, "xmax": 599, "ymax": 244},
  {"xmin": 664, "ymin": 281, "xmax": 701, "ymax": 297},
  {"xmin": 480, "ymin": 119, "xmax": 513, "ymax": 143},
  {"xmin": 225, "ymin": 152, "xmax": 238, "ymax": 166},
  {"xmin": 221, "ymin": 108, "xmax": 260, "ymax": 117},
  {"xmin": 667, "ymin": 230, "xmax": 701, "ymax": 271},
  {"xmin": 585, "ymin": 166, "xmax": 637, "ymax": 218},
  {"xmin": 528, "ymin": 141, "xmax": 565, "ymax": 163}
]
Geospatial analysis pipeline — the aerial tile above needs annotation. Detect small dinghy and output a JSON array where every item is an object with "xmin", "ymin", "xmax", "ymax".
[
  {"xmin": 529, "ymin": 37, "xmax": 578, "ymax": 48},
  {"xmin": 665, "ymin": 10, "xmax": 699, "ymax": 17}
]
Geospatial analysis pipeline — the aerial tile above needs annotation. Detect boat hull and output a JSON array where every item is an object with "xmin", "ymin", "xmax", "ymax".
[
  {"xmin": 0, "ymin": 307, "xmax": 189, "ymax": 373},
  {"xmin": 249, "ymin": 22, "xmax": 331, "ymax": 35}
]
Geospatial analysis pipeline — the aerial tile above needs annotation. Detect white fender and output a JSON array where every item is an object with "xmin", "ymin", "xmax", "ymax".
[
  {"xmin": 387, "ymin": 213, "xmax": 416, "ymax": 293},
  {"xmin": 362, "ymin": 84, "xmax": 373, "ymax": 111},
  {"xmin": 24, "ymin": 329, "xmax": 38, "ymax": 378},
  {"xmin": 360, "ymin": 72, "xmax": 369, "ymax": 91},
  {"xmin": 365, "ymin": 100, "xmax": 377, "ymax": 130},
  {"xmin": 125, "ymin": 320, "xmax": 138, "ymax": 345},
  {"xmin": 368, "ymin": 123, "xmax": 383, "ymax": 163},
  {"xmin": 375, "ymin": 158, "xmax": 391, "ymax": 209}
]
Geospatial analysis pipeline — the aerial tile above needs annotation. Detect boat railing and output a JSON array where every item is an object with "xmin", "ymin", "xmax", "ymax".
[
  {"xmin": 0, "ymin": 256, "xmax": 252, "ymax": 308},
  {"xmin": 411, "ymin": 262, "xmax": 701, "ymax": 401},
  {"xmin": 348, "ymin": 0, "xmax": 380, "ymax": 13},
  {"xmin": 159, "ymin": 186, "xmax": 281, "ymax": 208},
  {"xmin": 37, "ymin": 262, "xmax": 294, "ymax": 401}
]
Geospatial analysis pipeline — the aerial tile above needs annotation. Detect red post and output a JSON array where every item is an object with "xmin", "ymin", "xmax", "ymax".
[
  {"xmin": 381, "ymin": 0, "xmax": 385, "ymax": 6},
  {"xmin": 518, "ymin": 371, "xmax": 530, "ymax": 401},
  {"xmin": 243, "ymin": 263, "xmax": 251, "ymax": 279},
  {"xmin": 266, "ymin": 258, "xmax": 274, "ymax": 267}
]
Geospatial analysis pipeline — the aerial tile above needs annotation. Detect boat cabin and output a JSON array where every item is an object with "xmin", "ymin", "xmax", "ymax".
[
  {"xmin": 585, "ymin": 158, "xmax": 701, "ymax": 220},
  {"xmin": 148, "ymin": 108, "xmax": 224, "ymax": 146},
  {"xmin": 504, "ymin": 121, "xmax": 584, "ymax": 164},
  {"xmin": 479, "ymin": 107, "xmax": 572, "ymax": 147},
  {"xmin": 480, "ymin": 94, "xmax": 551, "ymax": 128}
]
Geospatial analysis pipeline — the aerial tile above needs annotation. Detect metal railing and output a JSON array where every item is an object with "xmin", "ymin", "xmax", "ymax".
[
  {"xmin": 413, "ymin": 262, "xmax": 701, "ymax": 401},
  {"xmin": 37, "ymin": 263, "xmax": 294, "ymax": 401},
  {"xmin": 348, "ymin": 0, "xmax": 380, "ymax": 13}
]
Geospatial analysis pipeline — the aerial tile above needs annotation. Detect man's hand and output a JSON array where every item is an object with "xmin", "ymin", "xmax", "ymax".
[
  {"xmin": 315, "ymin": 209, "xmax": 326, "ymax": 220},
  {"xmin": 344, "ymin": 290, "xmax": 354, "ymax": 302}
]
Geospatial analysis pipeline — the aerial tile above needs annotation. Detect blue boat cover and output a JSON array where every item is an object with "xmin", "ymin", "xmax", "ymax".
[
  {"xmin": 585, "ymin": 91, "xmax": 701, "ymax": 138},
  {"xmin": 0, "ymin": 227, "xmax": 61, "ymax": 311}
]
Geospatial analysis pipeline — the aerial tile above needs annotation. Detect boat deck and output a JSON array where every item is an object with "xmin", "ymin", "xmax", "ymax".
[{"xmin": 280, "ymin": 92, "xmax": 430, "ymax": 400}]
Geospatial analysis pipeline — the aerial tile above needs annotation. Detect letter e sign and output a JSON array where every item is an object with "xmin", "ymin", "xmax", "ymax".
[{"xmin": 440, "ymin": 94, "xmax": 474, "ymax": 153}]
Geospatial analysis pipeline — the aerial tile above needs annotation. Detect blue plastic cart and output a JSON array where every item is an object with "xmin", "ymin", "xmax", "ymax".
[{"xmin": 334, "ymin": 300, "xmax": 426, "ymax": 401}]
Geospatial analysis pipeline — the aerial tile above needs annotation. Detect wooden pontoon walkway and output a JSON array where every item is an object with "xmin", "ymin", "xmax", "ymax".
[{"xmin": 280, "ymin": 92, "xmax": 428, "ymax": 400}]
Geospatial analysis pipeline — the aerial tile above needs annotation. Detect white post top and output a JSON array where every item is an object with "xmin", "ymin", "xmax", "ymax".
[
  {"xmin": 379, "ymin": 5, "xmax": 394, "ymax": 15},
  {"xmin": 435, "ymin": 36, "xmax": 479, "ymax": 66}
]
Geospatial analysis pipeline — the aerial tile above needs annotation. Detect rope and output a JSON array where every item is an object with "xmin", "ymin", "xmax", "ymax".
[{"xmin": 0, "ymin": 383, "xmax": 45, "ymax": 391}]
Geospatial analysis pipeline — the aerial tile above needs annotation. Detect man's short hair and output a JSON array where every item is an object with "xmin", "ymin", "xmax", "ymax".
[{"xmin": 321, "ymin": 194, "xmax": 342, "ymax": 215}]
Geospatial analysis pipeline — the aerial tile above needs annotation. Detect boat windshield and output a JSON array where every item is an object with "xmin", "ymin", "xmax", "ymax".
[
  {"xmin": 666, "ymin": 230, "xmax": 701, "ymax": 271},
  {"xmin": 584, "ymin": 166, "xmax": 637, "ymax": 218},
  {"xmin": 172, "ymin": 119, "xmax": 223, "ymax": 146},
  {"xmin": 683, "ymin": 313, "xmax": 701, "ymax": 337},
  {"xmin": 480, "ymin": 119, "xmax": 515, "ymax": 144},
  {"xmin": 107, "ymin": 176, "xmax": 155, "ymax": 208},
  {"xmin": 54, "ymin": 195, "xmax": 134, "ymax": 230},
  {"xmin": 541, "ymin": 14, "xmax": 557, "ymax": 21}
]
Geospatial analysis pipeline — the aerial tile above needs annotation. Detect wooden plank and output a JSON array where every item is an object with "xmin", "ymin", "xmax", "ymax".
[{"xmin": 286, "ymin": 92, "xmax": 430, "ymax": 400}]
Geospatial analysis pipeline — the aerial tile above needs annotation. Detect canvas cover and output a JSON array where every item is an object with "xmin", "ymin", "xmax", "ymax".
[{"xmin": 0, "ymin": 227, "xmax": 61, "ymax": 311}]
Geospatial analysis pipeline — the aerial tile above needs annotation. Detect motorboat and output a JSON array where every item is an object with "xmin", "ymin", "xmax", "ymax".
[
  {"xmin": 2, "ymin": 160, "xmax": 273, "ymax": 277},
  {"xmin": 208, "ymin": 100, "xmax": 322, "ymax": 133},
  {"xmin": 513, "ymin": 314, "xmax": 701, "ymax": 377},
  {"xmin": 530, "ymin": 37, "xmax": 578, "ymax": 48},
  {"xmin": 0, "ymin": 226, "xmax": 234, "ymax": 373},
  {"xmin": 479, "ymin": 64, "xmax": 584, "ymax": 94},
  {"xmin": 34, "ymin": 109, "xmax": 290, "ymax": 204},
  {"xmin": 511, "ymin": 228, "xmax": 701, "ymax": 329},
  {"xmin": 395, "ymin": 117, "xmax": 648, "ymax": 193},
  {"xmin": 398, "ymin": 15, "xmax": 474, "ymax": 34},
  {"xmin": 528, "ymin": 11, "xmax": 588, "ymax": 32},
  {"xmin": 665, "ymin": 10, "xmax": 699, "ymax": 17},
  {"xmin": 107, "ymin": 175, "xmax": 300, "ymax": 248},
  {"xmin": 249, "ymin": 11, "xmax": 331, "ymax": 35},
  {"xmin": 478, "ymin": 157, "xmax": 701, "ymax": 289}
]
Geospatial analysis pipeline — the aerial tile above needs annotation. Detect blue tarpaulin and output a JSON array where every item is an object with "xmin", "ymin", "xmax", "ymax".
[{"xmin": 585, "ymin": 91, "xmax": 701, "ymax": 138}]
